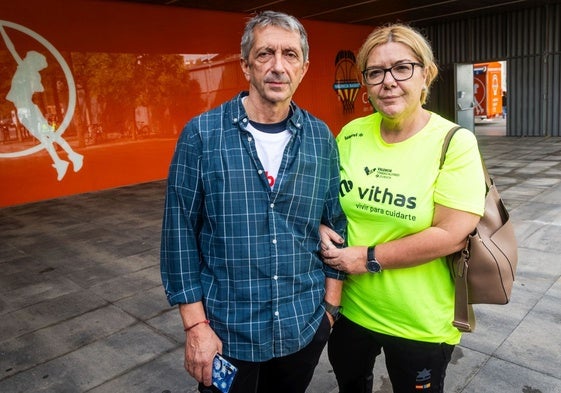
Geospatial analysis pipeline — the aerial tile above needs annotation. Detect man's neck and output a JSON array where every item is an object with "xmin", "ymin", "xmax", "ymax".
[{"xmin": 243, "ymin": 94, "xmax": 291, "ymax": 124}]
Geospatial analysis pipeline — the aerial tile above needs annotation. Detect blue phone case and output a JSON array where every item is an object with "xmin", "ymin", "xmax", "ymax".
[{"xmin": 212, "ymin": 353, "xmax": 238, "ymax": 393}]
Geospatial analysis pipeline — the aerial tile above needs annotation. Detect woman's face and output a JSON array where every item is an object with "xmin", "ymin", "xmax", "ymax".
[{"xmin": 364, "ymin": 41, "xmax": 427, "ymax": 121}]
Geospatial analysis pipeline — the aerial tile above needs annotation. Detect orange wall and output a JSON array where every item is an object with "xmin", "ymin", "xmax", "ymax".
[{"xmin": 0, "ymin": 0, "xmax": 374, "ymax": 207}]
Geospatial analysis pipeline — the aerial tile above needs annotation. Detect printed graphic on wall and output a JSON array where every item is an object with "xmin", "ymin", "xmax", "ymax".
[
  {"xmin": 0, "ymin": 0, "xmax": 374, "ymax": 208},
  {"xmin": 1, "ymin": 19, "xmax": 238, "ymax": 196},
  {"xmin": 333, "ymin": 50, "xmax": 361, "ymax": 113},
  {"xmin": 0, "ymin": 21, "xmax": 82, "ymax": 181},
  {"xmin": 473, "ymin": 62, "xmax": 502, "ymax": 119}
]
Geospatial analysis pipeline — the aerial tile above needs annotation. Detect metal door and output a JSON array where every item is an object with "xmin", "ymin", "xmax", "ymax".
[{"xmin": 454, "ymin": 63, "xmax": 475, "ymax": 131}]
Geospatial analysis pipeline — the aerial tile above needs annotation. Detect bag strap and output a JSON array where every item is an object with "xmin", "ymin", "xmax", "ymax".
[
  {"xmin": 439, "ymin": 126, "xmax": 462, "ymax": 170},
  {"xmin": 440, "ymin": 125, "xmax": 480, "ymax": 332},
  {"xmin": 440, "ymin": 126, "xmax": 492, "ymax": 191},
  {"xmin": 450, "ymin": 246, "xmax": 476, "ymax": 332}
]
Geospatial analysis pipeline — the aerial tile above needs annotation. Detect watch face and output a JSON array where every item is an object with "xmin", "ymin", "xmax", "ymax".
[{"xmin": 367, "ymin": 260, "xmax": 381, "ymax": 273}]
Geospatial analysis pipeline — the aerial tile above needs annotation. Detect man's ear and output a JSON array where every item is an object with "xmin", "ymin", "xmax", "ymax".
[
  {"xmin": 240, "ymin": 58, "xmax": 250, "ymax": 81},
  {"xmin": 300, "ymin": 60, "xmax": 310, "ymax": 81}
]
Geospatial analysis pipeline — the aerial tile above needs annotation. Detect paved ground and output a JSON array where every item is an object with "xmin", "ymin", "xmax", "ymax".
[{"xmin": 1, "ymin": 123, "xmax": 561, "ymax": 392}]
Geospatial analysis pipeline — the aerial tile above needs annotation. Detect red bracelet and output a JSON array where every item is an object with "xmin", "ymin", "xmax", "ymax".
[{"xmin": 184, "ymin": 319, "xmax": 210, "ymax": 332}]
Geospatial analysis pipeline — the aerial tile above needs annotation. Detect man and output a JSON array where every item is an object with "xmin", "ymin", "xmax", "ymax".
[{"xmin": 160, "ymin": 10, "xmax": 346, "ymax": 393}]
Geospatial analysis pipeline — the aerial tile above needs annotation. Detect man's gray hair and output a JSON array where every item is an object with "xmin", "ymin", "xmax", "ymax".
[{"xmin": 240, "ymin": 10, "xmax": 309, "ymax": 62}]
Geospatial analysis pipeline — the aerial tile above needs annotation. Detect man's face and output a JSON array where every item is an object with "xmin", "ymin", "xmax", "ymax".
[{"xmin": 241, "ymin": 25, "xmax": 309, "ymax": 106}]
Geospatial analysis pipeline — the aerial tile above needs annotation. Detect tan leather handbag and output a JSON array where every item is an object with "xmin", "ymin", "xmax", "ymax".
[{"xmin": 440, "ymin": 126, "xmax": 519, "ymax": 333}]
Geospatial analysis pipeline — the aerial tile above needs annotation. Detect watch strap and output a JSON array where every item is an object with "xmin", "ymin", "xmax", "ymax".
[
  {"xmin": 366, "ymin": 246, "xmax": 382, "ymax": 273},
  {"xmin": 324, "ymin": 301, "xmax": 342, "ymax": 320},
  {"xmin": 367, "ymin": 246, "xmax": 376, "ymax": 261}
]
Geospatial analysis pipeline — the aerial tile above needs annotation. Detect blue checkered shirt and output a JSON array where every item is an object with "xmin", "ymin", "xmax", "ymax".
[{"xmin": 161, "ymin": 92, "xmax": 346, "ymax": 362}]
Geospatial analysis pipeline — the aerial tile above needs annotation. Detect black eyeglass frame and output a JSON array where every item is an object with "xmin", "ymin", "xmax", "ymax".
[{"xmin": 361, "ymin": 62, "xmax": 424, "ymax": 86}]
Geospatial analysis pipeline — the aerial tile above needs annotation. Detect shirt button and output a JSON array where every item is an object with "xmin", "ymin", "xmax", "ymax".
[
  {"xmin": 258, "ymin": 169, "xmax": 263, "ymax": 175},
  {"xmin": 270, "ymin": 203, "xmax": 274, "ymax": 208},
  {"xmin": 243, "ymin": 118, "xmax": 248, "ymax": 123},
  {"xmin": 274, "ymin": 311, "xmax": 279, "ymax": 317},
  {"xmin": 273, "ymin": 275, "xmax": 278, "ymax": 280},
  {"xmin": 248, "ymin": 136, "xmax": 253, "ymax": 142},
  {"xmin": 272, "ymin": 239, "xmax": 277, "ymax": 244}
]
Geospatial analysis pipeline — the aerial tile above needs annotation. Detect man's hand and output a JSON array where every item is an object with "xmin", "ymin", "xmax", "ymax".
[
  {"xmin": 184, "ymin": 321, "xmax": 222, "ymax": 387},
  {"xmin": 179, "ymin": 303, "xmax": 222, "ymax": 387}
]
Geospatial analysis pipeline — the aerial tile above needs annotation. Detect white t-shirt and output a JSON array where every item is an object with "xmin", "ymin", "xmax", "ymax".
[{"xmin": 246, "ymin": 121, "xmax": 291, "ymax": 188}]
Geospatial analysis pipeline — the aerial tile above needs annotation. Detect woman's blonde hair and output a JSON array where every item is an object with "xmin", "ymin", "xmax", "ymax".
[{"xmin": 357, "ymin": 23, "xmax": 438, "ymax": 104}]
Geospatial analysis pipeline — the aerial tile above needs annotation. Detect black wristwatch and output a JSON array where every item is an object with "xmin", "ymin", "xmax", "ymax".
[
  {"xmin": 324, "ymin": 301, "xmax": 342, "ymax": 321},
  {"xmin": 366, "ymin": 246, "xmax": 382, "ymax": 273}
]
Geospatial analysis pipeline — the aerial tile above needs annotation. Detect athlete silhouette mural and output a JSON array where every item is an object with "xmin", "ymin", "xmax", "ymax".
[{"xmin": 1, "ymin": 22, "xmax": 83, "ymax": 181}]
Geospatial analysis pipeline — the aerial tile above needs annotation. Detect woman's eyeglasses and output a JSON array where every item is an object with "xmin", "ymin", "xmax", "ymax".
[{"xmin": 362, "ymin": 62, "xmax": 424, "ymax": 86}]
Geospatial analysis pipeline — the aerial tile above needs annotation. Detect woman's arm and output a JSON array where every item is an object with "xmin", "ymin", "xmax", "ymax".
[{"xmin": 321, "ymin": 204, "xmax": 480, "ymax": 274}]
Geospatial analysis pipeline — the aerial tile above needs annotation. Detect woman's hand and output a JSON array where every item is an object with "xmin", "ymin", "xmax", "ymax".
[
  {"xmin": 319, "ymin": 224, "xmax": 344, "ymax": 251},
  {"xmin": 319, "ymin": 224, "xmax": 367, "ymax": 274},
  {"xmin": 322, "ymin": 245, "xmax": 369, "ymax": 274}
]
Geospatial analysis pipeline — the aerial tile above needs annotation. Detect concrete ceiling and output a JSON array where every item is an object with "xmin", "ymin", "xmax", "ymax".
[{"xmin": 117, "ymin": 0, "xmax": 554, "ymax": 26}]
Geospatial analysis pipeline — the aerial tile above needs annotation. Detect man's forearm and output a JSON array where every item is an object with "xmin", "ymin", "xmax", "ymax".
[
  {"xmin": 178, "ymin": 301, "xmax": 207, "ymax": 330},
  {"xmin": 324, "ymin": 277, "xmax": 343, "ymax": 305}
]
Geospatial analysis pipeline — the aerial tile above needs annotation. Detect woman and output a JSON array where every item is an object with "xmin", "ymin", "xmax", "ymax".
[{"xmin": 320, "ymin": 24, "xmax": 486, "ymax": 393}]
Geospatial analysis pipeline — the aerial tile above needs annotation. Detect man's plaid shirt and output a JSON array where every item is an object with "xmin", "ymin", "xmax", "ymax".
[{"xmin": 161, "ymin": 92, "xmax": 346, "ymax": 362}]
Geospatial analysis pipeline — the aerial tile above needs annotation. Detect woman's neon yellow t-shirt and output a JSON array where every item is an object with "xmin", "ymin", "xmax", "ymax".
[{"xmin": 336, "ymin": 112, "xmax": 485, "ymax": 344}]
